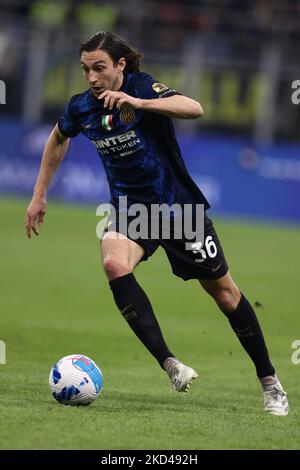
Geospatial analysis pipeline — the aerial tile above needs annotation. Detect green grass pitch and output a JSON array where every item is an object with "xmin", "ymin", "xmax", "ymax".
[{"xmin": 0, "ymin": 197, "xmax": 299, "ymax": 450}]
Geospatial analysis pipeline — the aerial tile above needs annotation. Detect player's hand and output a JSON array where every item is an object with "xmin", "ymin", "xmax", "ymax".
[
  {"xmin": 98, "ymin": 90, "xmax": 141, "ymax": 111},
  {"xmin": 25, "ymin": 194, "xmax": 47, "ymax": 239}
]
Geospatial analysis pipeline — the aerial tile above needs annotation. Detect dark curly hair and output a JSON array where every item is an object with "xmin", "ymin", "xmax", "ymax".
[{"xmin": 79, "ymin": 31, "xmax": 143, "ymax": 73}]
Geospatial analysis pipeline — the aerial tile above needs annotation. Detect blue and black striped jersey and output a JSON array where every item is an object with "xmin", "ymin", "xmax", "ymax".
[{"xmin": 58, "ymin": 72, "xmax": 209, "ymax": 210}]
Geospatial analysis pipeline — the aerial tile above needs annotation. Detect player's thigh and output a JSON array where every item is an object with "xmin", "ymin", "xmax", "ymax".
[
  {"xmin": 100, "ymin": 231, "xmax": 145, "ymax": 272},
  {"xmin": 161, "ymin": 213, "xmax": 228, "ymax": 281}
]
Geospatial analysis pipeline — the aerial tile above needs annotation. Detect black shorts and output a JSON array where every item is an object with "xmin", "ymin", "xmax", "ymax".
[{"xmin": 103, "ymin": 212, "xmax": 228, "ymax": 281}]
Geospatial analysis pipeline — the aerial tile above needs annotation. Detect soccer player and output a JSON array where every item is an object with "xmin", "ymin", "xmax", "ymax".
[{"xmin": 25, "ymin": 31, "xmax": 288, "ymax": 416}]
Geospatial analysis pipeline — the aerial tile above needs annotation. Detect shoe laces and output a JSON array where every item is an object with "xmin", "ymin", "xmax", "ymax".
[{"xmin": 264, "ymin": 384, "xmax": 287, "ymax": 403}]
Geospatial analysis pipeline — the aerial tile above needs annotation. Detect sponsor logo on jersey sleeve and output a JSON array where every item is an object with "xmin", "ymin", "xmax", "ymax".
[{"xmin": 152, "ymin": 82, "xmax": 169, "ymax": 93}]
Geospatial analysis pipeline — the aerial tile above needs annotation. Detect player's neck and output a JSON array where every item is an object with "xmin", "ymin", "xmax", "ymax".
[{"xmin": 114, "ymin": 73, "xmax": 124, "ymax": 92}]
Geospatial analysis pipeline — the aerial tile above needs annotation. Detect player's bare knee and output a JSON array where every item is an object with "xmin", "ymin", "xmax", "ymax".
[
  {"xmin": 215, "ymin": 289, "xmax": 240, "ymax": 313},
  {"xmin": 103, "ymin": 256, "xmax": 131, "ymax": 280}
]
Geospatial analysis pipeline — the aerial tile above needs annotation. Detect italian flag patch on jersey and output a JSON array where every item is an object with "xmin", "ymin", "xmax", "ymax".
[{"xmin": 102, "ymin": 114, "xmax": 113, "ymax": 130}]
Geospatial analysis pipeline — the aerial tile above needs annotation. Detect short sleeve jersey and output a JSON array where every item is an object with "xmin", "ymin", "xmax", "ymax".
[{"xmin": 58, "ymin": 72, "xmax": 209, "ymax": 211}]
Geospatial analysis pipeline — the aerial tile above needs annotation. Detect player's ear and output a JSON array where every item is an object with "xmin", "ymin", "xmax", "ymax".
[{"xmin": 117, "ymin": 57, "xmax": 126, "ymax": 72}]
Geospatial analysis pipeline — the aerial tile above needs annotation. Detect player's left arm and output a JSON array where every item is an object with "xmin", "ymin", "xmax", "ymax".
[{"xmin": 98, "ymin": 91, "xmax": 204, "ymax": 119}]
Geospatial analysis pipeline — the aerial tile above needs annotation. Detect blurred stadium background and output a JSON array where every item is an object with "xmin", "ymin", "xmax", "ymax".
[
  {"xmin": 0, "ymin": 0, "xmax": 300, "ymax": 451},
  {"xmin": 1, "ymin": 0, "xmax": 300, "ymax": 219}
]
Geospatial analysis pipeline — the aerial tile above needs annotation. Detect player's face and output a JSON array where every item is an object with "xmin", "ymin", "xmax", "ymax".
[{"xmin": 80, "ymin": 50, "xmax": 126, "ymax": 97}]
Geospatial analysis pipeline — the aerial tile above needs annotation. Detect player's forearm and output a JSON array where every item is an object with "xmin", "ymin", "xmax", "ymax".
[
  {"xmin": 138, "ymin": 95, "xmax": 204, "ymax": 119},
  {"xmin": 33, "ymin": 125, "xmax": 69, "ymax": 196}
]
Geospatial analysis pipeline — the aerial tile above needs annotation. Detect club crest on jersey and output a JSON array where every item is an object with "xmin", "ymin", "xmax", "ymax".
[
  {"xmin": 101, "ymin": 114, "xmax": 113, "ymax": 131},
  {"xmin": 152, "ymin": 82, "xmax": 169, "ymax": 93},
  {"xmin": 120, "ymin": 108, "xmax": 135, "ymax": 124}
]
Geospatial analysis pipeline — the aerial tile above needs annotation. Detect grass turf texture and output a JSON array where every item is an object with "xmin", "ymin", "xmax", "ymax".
[{"xmin": 0, "ymin": 197, "xmax": 299, "ymax": 450}]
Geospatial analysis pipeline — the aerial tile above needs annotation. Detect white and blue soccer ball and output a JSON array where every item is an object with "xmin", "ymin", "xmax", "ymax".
[{"xmin": 49, "ymin": 354, "xmax": 103, "ymax": 406}]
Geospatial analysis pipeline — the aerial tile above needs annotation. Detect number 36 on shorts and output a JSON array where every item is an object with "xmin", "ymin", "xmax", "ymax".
[{"xmin": 190, "ymin": 236, "xmax": 218, "ymax": 263}]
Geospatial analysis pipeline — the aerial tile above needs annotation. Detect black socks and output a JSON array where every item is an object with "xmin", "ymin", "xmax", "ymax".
[
  {"xmin": 224, "ymin": 294, "xmax": 275, "ymax": 378},
  {"xmin": 109, "ymin": 273, "xmax": 174, "ymax": 368},
  {"xmin": 109, "ymin": 274, "xmax": 274, "ymax": 379}
]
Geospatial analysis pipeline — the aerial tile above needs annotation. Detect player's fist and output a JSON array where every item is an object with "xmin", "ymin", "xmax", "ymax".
[{"xmin": 25, "ymin": 194, "xmax": 47, "ymax": 239}]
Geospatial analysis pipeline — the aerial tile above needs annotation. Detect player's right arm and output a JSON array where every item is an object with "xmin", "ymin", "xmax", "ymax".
[{"xmin": 25, "ymin": 124, "xmax": 69, "ymax": 239}]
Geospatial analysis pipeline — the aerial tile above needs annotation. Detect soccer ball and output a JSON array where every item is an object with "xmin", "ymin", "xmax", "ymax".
[{"xmin": 49, "ymin": 354, "xmax": 103, "ymax": 406}]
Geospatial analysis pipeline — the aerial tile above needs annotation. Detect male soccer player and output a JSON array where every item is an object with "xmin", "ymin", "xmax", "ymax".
[{"xmin": 25, "ymin": 31, "xmax": 288, "ymax": 416}]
